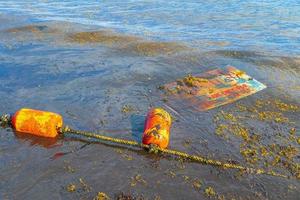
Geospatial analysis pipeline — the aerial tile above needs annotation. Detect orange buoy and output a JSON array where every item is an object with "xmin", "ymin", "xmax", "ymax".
[
  {"xmin": 11, "ymin": 108, "xmax": 63, "ymax": 138},
  {"xmin": 142, "ymin": 108, "xmax": 172, "ymax": 149}
]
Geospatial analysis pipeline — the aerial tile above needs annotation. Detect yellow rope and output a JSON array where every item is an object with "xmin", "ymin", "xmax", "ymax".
[
  {"xmin": 60, "ymin": 126, "xmax": 290, "ymax": 179},
  {"xmin": 0, "ymin": 112, "xmax": 290, "ymax": 179}
]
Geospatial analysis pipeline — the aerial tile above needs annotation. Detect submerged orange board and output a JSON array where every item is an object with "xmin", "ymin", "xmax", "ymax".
[{"xmin": 163, "ymin": 66, "xmax": 267, "ymax": 111}]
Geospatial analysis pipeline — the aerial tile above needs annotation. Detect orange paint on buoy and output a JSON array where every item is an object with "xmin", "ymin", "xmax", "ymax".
[
  {"xmin": 11, "ymin": 108, "xmax": 63, "ymax": 138},
  {"xmin": 142, "ymin": 108, "xmax": 171, "ymax": 149}
]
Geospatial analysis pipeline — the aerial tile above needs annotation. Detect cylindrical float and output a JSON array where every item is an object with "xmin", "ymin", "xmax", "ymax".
[
  {"xmin": 142, "ymin": 108, "xmax": 171, "ymax": 149},
  {"xmin": 11, "ymin": 108, "xmax": 63, "ymax": 138}
]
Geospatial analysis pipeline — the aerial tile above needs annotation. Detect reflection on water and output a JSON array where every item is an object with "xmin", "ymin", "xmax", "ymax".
[
  {"xmin": 0, "ymin": 1, "xmax": 299, "ymax": 199},
  {"xmin": 14, "ymin": 131, "xmax": 60, "ymax": 149}
]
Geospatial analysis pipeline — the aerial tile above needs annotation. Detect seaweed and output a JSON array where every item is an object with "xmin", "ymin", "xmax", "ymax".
[
  {"xmin": 214, "ymin": 98, "xmax": 300, "ymax": 177},
  {"xmin": 115, "ymin": 149, "xmax": 133, "ymax": 161},
  {"xmin": 64, "ymin": 165, "xmax": 76, "ymax": 173},
  {"xmin": 94, "ymin": 192, "xmax": 110, "ymax": 200},
  {"xmin": 128, "ymin": 41, "xmax": 188, "ymax": 56},
  {"xmin": 66, "ymin": 184, "xmax": 76, "ymax": 192},
  {"xmin": 130, "ymin": 174, "xmax": 147, "ymax": 187},
  {"xmin": 121, "ymin": 105, "xmax": 135, "ymax": 113},
  {"xmin": 192, "ymin": 179, "xmax": 203, "ymax": 190},
  {"xmin": 67, "ymin": 31, "xmax": 138, "ymax": 46},
  {"xmin": 163, "ymin": 74, "xmax": 209, "ymax": 95},
  {"xmin": 182, "ymin": 74, "xmax": 208, "ymax": 88},
  {"xmin": 204, "ymin": 186, "xmax": 216, "ymax": 197},
  {"xmin": 115, "ymin": 192, "xmax": 145, "ymax": 200},
  {"xmin": 67, "ymin": 31, "xmax": 189, "ymax": 56}
]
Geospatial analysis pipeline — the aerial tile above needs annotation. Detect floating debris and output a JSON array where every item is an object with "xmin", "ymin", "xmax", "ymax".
[
  {"xmin": 214, "ymin": 98, "xmax": 300, "ymax": 177},
  {"xmin": 143, "ymin": 108, "xmax": 172, "ymax": 149},
  {"xmin": 182, "ymin": 139, "xmax": 192, "ymax": 148},
  {"xmin": 115, "ymin": 192, "xmax": 145, "ymax": 200},
  {"xmin": 192, "ymin": 179, "xmax": 203, "ymax": 190},
  {"xmin": 94, "ymin": 192, "xmax": 110, "ymax": 200},
  {"xmin": 64, "ymin": 165, "xmax": 76, "ymax": 173},
  {"xmin": 182, "ymin": 175, "xmax": 190, "ymax": 182},
  {"xmin": 204, "ymin": 186, "xmax": 216, "ymax": 197},
  {"xmin": 115, "ymin": 149, "xmax": 133, "ymax": 161},
  {"xmin": 79, "ymin": 178, "xmax": 92, "ymax": 192},
  {"xmin": 274, "ymin": 99, "xmax": 299, "ymax": 112},
  {"xmin": 255, "ymin": 99, "xmax": 299, "ymax": 112},
  {"xmin": 66, "ymin": 184, "xmax": 76, "ymax": 192},
  {"xmin": 165, "ymin": 169, "xmax": 177, "ymax": 178},
  {"xmin": 181, "ymin": 74, "xmax": 209, "ymax": 88},
  {"xmin": 130, "ymin": 174, "xmax": 147, "ymax": 187},
  {"xmin": 121, "ymin": 105, "xmax": 135, "ymax": 113},
  {"xmin": 258, "ymin": 111, "xmax": 289, "ymax": 123},
  {"xmin": 163, "ymin": 66, "xmax": 267, "ymax": 111},
  {"xmin": 287, "ymin": 184, "xmax": 297, "ymax": 191},
  {"xmin": 175, "ymin": 158, "xmax": 186, "ymax": 169},
  {"xmin": 154, "ymin": 195, "xmax": 161, "ymax": 200}
]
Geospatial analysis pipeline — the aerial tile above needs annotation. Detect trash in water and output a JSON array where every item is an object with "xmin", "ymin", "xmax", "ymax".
[
  {"xmin": 11, "ymin": 108, "xmax": 63, "ymax": 138},
  {"xmin": 142, "ymin": 108, "xmax": 172, "ymax": 149},
  {"xmin": 163, "ymin": 66, "xmax": 267, "ymax": 111}
]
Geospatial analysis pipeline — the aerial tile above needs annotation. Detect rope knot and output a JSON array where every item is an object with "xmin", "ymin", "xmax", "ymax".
[{"xmin": 59, "ymin": 125, "xmax": 71, "ymax": 134}]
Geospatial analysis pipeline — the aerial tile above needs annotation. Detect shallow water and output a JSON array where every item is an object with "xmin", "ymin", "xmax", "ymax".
[{"xmin": 0, "ymin": 1, "xmax": 299, "ymax": 200}]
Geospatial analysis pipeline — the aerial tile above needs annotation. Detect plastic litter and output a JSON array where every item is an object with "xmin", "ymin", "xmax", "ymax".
[
  {"xmin": 163, "ymin": 66, "xmax": 267, "ymax": 111},
  {"xmin": 11, "ymin": 108, "xmax": 63, "ymax": 138},
  {"xmin": 142, "ymin": 108, "xmax": 171, "ymax": 149}
]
